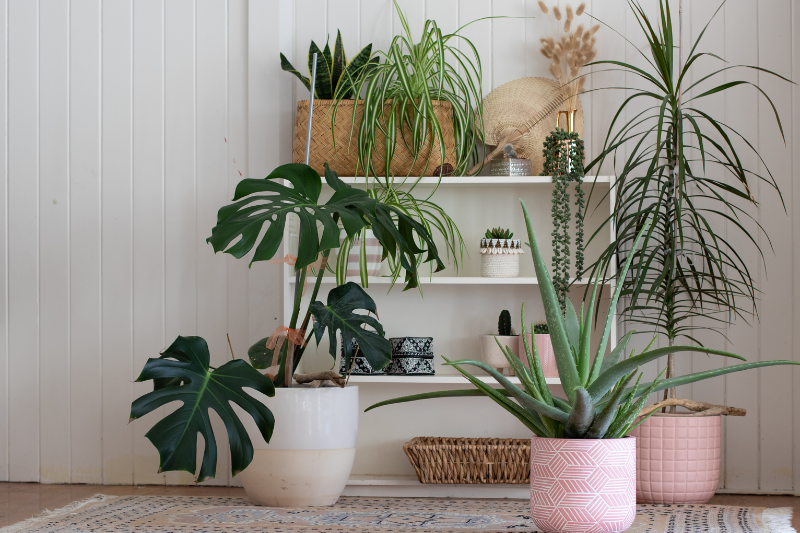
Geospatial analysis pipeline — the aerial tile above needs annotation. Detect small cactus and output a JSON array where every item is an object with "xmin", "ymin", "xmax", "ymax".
[
  {"xmin": 485, "ymin": 227, "xmax": 514, "ymax": 240},
  {"xmin": 498, "ymin": 310, "xmax": 512, "ymax": 336},
  {"xmin": 533, "ymin": 321, "xmax": 549, "ymax": 334}
]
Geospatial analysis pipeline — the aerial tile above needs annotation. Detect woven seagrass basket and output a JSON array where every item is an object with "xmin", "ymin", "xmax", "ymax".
[
  {"xmin": 292, "ymin": 99, "xmax": 457, "ymax": 177},
  {"xmin": 403, "ymin": 437, "xmax": 530, "ymax": 484}
]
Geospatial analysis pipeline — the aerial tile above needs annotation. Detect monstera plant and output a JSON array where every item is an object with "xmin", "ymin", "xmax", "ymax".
[{"xmin": 130, "ymin": 163, "xmax": 445, "ymax": 481}]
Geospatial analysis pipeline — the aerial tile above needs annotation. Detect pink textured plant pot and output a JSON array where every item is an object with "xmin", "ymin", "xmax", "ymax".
[
  {"xmin": 628, "ymin": 413, "xmax": 721, "ymax": 504},
  {"xmin": 519, "ymin": 334, "xmax": 558, "ymax": 377},
  {"xmin": 530, "ymin": 437, "xmax": 636, "ymax": 533}
]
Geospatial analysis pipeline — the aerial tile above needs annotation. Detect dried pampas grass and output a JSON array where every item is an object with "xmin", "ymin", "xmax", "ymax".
[{"xmin": 538, "ymin": 1, "xmax": 600, "ymax": 112}]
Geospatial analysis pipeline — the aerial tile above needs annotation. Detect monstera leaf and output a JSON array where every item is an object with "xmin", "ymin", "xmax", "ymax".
[
  {"xmin": 208, "ymin": 163, "xmax": 444, "ymax": 290},
  {"xmin": 309, "ymin": 282, "xmax": 392, "ymax": 371},
  {"xmin": 130, "ymin": 336, "xmax": 276, "ymax": 482}
]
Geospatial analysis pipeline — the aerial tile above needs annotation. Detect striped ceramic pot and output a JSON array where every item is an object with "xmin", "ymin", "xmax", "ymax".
[
  {"xmin": 530, "ymin": 437, "xmax": 636, "ymax": 533},
  {"xmin": 341, "ymin": 229, "xmax": 382, "ymax": 278}
]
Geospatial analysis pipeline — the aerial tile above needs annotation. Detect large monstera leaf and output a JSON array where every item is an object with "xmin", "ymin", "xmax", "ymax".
[
  {"xmin": 130, "ymin": 336, "xmax": 276, "ymax": 482},
  {"xmin": 309, "ymin": 282, "xmax": 392, "ymax": 371},
  {"xmin": 207, "ymin": 163, "xmax": 372, "ymax": 270}
]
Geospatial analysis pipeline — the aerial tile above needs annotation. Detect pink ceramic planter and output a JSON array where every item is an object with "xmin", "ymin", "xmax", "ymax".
[
  {"xmin": 530, "ymin": 437, "xmax": 636, "ymax": 533},
  {"xmin": 519, "ymin": 334, "xmax": 558, "ymax": 377},
  {"xmin": 629, "ymin": 413, "xmax": 721, "ymax": 504}
]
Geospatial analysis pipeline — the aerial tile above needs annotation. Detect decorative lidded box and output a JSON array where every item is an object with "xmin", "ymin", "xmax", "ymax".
[{"xmin": 386, "ymin": 337, "xmax": 435, "ymax": 375}]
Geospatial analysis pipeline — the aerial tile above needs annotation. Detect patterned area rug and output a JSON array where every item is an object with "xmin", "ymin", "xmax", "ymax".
[{"xmin": 0, "ymin": 494, "xmax": 794, "ymax": 533}]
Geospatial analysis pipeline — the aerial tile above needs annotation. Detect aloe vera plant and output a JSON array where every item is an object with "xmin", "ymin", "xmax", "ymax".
[{"xmin": 367, "ymin": 200, "xmax": 800, "ymax": 438}]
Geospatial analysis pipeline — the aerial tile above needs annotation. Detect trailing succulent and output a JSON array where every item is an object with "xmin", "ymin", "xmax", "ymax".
[
  {"xmin": 542, "ymin": 129, "xmax": 585, "ymax": 314},
  {"xmin": 280, "ymin": 30, "xmax": 378, "ymax": 100},
  {"xmin": 498, "ymin": 310, "xmax": 512, "ymax": 336},
  {"xmin": 485, "ymin": 227, "xmax": 513, "ymax": 240},
  {"xmin": 367, "ymin": 200, "xmax": 800, "ymax": 439}
]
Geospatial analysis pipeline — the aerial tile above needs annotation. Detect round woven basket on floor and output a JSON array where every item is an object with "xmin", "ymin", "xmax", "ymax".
[
  {"xmin": 403, "ymin": 437, "xmax": 530, "ymax": 484},
  {"xmin": 292, "ymin": 99, "xmax": 457, "ymax": 177},
  {"xmin": 479, "ymin": 77, "xmax": 584, "ymax": 176}
]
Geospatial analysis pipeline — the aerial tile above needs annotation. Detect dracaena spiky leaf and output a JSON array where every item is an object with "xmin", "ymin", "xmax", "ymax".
[{"xmin": 366, "ymin": 199, "xmax": 800, "ymax": 439}]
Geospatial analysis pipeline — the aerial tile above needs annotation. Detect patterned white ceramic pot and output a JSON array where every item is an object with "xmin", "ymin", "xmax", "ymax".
[
  {"xmin": 628, "ymin": 413, "xmax": 721, "ymax": 504},
  {"xmin": 530, "ymin": 436, "xmax": 636, "ymax": 533},
  {"xmin": 239, "ymin": 386, "xmax": 358, "ymax": 506},
  {"xmin": 479, "ymin": 334, "xmax": 519, "ymax": 373}
]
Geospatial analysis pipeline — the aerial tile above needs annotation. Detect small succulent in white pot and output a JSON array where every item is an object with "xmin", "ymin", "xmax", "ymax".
[{"xmin": 480, "ymin": 227, "xmax": 523, "ymax": 277}]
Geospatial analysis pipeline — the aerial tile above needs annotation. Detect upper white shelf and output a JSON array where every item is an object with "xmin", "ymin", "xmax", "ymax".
[
  {"xmin": 323, "ymin": 175, "xmax": 612, "ymax": 188},
  {"xmin": 347, "ymin": 374, "xmax": 561, "ymax": 385},
  {"xmin": 290, "ymin": 275, "xmax": 609, "ymax": 286}
]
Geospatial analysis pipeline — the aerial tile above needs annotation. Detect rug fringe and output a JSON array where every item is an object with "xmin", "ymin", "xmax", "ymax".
[
  {"xmin": 0, "ymin": 493, "xmax": 115, "ymax": 533},
  {"xmin": 762, "ymin": 507, "xmax": 796, "ymax": 533}
]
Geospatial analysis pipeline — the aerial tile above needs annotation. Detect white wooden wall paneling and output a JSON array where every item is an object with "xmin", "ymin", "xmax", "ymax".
[
  {"xmin": 8, "ymin": 0, "xmax": 40, "ymax": 483},
  {"xmin": 196, "ymin": 0, "xmax": 232, "ymax": 487},
  {"xmin": 721, "ymin": 0, "xmax": 761, "ymax": 492},
  {"xmin": 757, "ymin": 0, "xmax": 793, "ymax": 493},
  {"xmin": 492, "ymin": 0, "xmax": 526, "ymax": 90},
  {"xmin": 793, "ymin": 0, "xmax": 800, "ymax": 496},
  {"xmin": 132, "ymin": 0, "xmax": 167, "ymax": 486},
  {"xmin": 101, "ymin": 0, "xmax": 135, "ymax": 486},
  {"xmin": 69, "ymin": 0, "xmax": 103, "ymax": 485},
  {"xmin": 38, "ymin": 0, "xmax": 70, "ymax": 485},
  {"xmin": 458, "ymin": 0, "xmax": 492, "ymax": 102},
  {"xmin": 0, "ymin": 0, "xmax": 8, "ymax": 483}
]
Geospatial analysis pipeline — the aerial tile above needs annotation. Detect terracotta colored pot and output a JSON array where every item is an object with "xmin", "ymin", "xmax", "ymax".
[
  {"xmin": 519, "ymin": 334, "xmax": 558, "ymax": 377},
  {"xmin": 628, "ymin": 413, "xmax": 721, "ymax": 504},
  {"xmin": 530, "ymin": 437, "xmax": 636, "ymax": 533}
]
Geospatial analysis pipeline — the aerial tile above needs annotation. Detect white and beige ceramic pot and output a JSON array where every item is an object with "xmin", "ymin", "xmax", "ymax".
[
  {"xmin": 628, "ymin": 412, "xmax": 721, "ymax": 504},
  {"xmin": 530, "ymin": 436, "xmax": 636, "ymax": 533},
  {"xmin": 479, "ymin": 334, "xmax": 519, "ymax": 373},
  {"xmin": 239, "ymin": 385, "xmax": 358, "ymax": 507}
]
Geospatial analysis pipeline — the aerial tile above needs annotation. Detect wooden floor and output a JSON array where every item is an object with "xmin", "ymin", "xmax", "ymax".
[{"xmin": 1, "ymin": 483, "xmax": 798, "ymax": 529}]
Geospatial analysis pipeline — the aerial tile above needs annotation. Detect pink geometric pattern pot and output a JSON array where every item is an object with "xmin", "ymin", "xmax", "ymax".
[
  {"xmin": 519, "ymin": 334, "xmax": 558, "ymax": 377},
  {"xmin": 530, "ymin": 437, "xmax": 636, "ymax": 533},
  {"xmin": 629, "ymin": 413, "xmax": 721, "ymax": 504}
]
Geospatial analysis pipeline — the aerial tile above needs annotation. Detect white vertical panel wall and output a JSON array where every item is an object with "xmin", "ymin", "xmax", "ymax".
[{"xmin": 0, "ymin": 0, "xmax": 797, "ymax": 494}]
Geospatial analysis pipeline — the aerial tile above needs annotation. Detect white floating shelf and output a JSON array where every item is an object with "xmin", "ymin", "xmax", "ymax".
[
  {"xmin": 323, "ymin": 175, "xmax": 612, "ymax": 188},
  {"xmin": 290, "ymin": 276, "xmax": 608, "ymax": 286},
  {"xmin": 347, "ymin": 374, "xmax": 560, "ymax": 385}
]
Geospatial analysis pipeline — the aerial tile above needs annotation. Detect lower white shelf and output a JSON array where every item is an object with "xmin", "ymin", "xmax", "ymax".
[
  {"xmin": 344, "ymin": 475, "xmax": 530, "ymax": 499},
  {"xmin": 347, "ymin": 374, "xmax": 560, "ymax": 385},
  {"xmin": 291, "ymin": 275, "xmax": 607, "ymax": 286}
]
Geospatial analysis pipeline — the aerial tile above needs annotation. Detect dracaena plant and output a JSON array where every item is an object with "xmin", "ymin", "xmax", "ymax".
[
  {"xmin": 582, "ymin": 0, "xmax": 793, "ymax": 402},
  {"xmin": 367, "ymin": 200, "xmax": 799, "ymax": 438}
]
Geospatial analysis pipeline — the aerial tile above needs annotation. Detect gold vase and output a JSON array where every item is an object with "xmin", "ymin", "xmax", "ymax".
[{"xmin": 556, "ymin": 109, "xmax": 577, "ymax": 133}]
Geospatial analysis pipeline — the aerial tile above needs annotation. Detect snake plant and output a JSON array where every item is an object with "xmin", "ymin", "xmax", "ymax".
[{"xmin": 367, "ymin": 200, "xmax": 800, "ymax": 438}]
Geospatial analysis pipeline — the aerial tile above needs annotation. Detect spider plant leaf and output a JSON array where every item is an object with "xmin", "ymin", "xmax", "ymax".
[{"xmin": 279, "ymin": 53, "xmax": 311, "ymax": 92}]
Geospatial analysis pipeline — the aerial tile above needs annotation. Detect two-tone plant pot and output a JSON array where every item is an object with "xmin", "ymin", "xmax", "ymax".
[
  {"xmin": 479, "ymin": 334, "xmax": 519, "ymax": 373},
  {"xmin": 628, "ymin": 412, "xmax": 721, "ymax": 504},
  {"xmin": 530, "ymin": 437, "xmax": 637, "ymax": 533},
  {"xmin": 238, "ymin": 386, "xmax": 358, "ymax": 507},
  {"xmin": 480, "ymin": 238, "xmax": 523, "ymax": 278},
  {"xmin": 341, "ymin": 229, "xmax": 383, "ymax": 278},
  {"xmin": 518, "ymin": 334, "xmax": 558, "ymax": 377}
]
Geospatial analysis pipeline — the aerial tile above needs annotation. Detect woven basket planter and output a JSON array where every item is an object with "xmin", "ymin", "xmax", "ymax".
[
  {"xmin": 480, "ymin": 238, "xmax": 523, "ymax": 277},
  {"xmin": 403, "ymin": 437, "xmax": 530, "ymax": 484},
  {"xmin": 292, "ymin": 99, "xmax": 457, "ymax": 177}
]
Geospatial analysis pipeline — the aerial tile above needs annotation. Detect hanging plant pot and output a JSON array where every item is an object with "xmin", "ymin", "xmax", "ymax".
[{"xmin": 480, "ymin": 238, "xmax": 523, "ymax": 278}]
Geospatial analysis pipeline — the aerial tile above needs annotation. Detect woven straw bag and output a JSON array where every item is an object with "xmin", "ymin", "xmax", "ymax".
[
  {"xmin": 293, "ymin": 99, "xmax": 457, "ymax": 177},
  {"xmin": 404, "ymin": 437, "xmax": 531, "ymax": 484},
  {"xmin": 479, "ymin": 77, "xmax": 584, "ymax": 176}
]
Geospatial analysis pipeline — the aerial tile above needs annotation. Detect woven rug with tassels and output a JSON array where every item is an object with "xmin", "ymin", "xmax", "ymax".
[{"xmin": 1, "ymin": 494, "xmax": 794, "ymax": 533}]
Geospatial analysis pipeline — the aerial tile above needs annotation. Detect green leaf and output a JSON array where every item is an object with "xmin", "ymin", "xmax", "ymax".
[
  {"xmin": 279, "ymin": 53, "xmax": 311, "ymax": 92},
  {"xmin": 309, "ymin": 40, "xmax": 333, "ymax": 99},
  {"xmin": 331, "ymin": 30, "xmax": 346, "ymax": 93},
  {"xmin": 309, "ymin": 282, "xmax": 392, "ymax": 370},
  {"xmin": 564, "ymin": 387, "xmax": 594, "ymax": 438},
  {"xmin": 247, "ymin": 337, "xmax": 274, "ymax": 370},
  {"xmin": 130, "ymin": 336, "xmax": 276, "ymax": 482}
]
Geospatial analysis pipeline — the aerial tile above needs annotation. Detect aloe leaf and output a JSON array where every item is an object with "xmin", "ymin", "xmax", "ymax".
[
  {"xmin": 564, "ymin": 387, "xmax": 594, "ymax": 438},
  {"xmin": 565, "ymin": 298, "xmax": 580, "ymax": 358},
  {"xmin": 588, "ymin": 345, "xmax": 745, "ymax": 402},
  {"xmin": 586, "ymin": 370, "xmax": 636, "ymax": 439},
  {"xmin": 365, "ymin": 388, "xmax": 513, "ymax": 411},
  {"xmin": 521, "ymin": 199, "xmax": 580, "ymax": 402},
  {"xmin": 595, "ymin": 331, "xmax": 633, "ymax": 379}
]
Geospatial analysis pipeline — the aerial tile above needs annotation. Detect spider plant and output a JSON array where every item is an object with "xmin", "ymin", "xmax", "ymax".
[
  {"xmin": 333, "ymin": 0, "xmax": 486, "ymax": 178},
  {"xmin": 366, "ymin": 201, "xmax": 800, "ymax": 437},
  {"xmin": 581, "ymin": 0, "xmax": 793, "ymax": 401}
]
